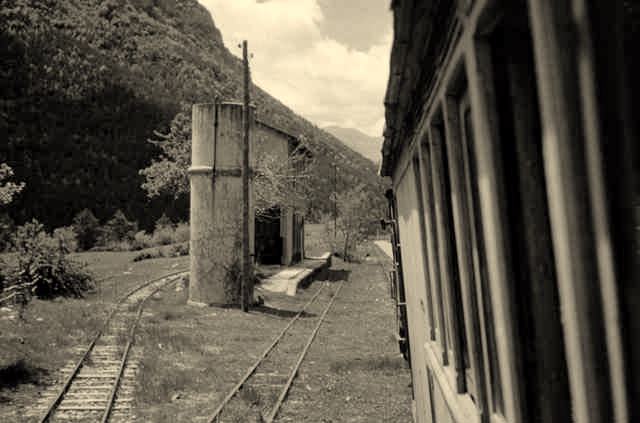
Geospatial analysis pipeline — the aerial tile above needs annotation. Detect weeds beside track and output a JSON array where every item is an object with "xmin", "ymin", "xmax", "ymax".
[
  {"xmin": 35, "ymin": 269, "xmax": 188, "ymax": 422},
  {"xmin": 210, "ymin": 280, "xmax": 345, "ymax": 423}
]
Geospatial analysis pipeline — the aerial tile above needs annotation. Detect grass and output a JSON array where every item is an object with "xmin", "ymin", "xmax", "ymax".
[
  {"xmin": 132, "ymin": 283, "xmax": 309, "ymax": 421},
  {"xmin": 0, "ymin": 235, "xmax": 411, "ymax": 422},
  {"xmin": 129, "ymin": 241, "xmax": 412, "ymax": 422},
  {"xmin": 0, "ymin": 249, "xmax": 189, "ymax": 422},
  {"xmin": 0, "ymin": 297, "xmax": 106, "ymax": 421},
  {"xmin": 72, "ymin": 248, "xmax": 189, "ymax": 303},
  {"xmin": 275, "ymin": 242, "xmax": 413, "ymax": 422},
  {"xmin": 329, "ymin": 355, "xmax": 408, "ymax": 375}
]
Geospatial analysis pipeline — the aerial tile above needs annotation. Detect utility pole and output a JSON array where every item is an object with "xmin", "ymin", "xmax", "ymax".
[
  {"xmin": 241, "ymin": 40, "xmax": 251, "ymax": 312},
  {"xmin": 333, "ymin": 163, "xmax": 337, "ymax": 240}
]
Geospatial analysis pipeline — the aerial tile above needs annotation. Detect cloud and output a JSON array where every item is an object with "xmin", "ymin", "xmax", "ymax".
[{"xmin": 199, "ymin": 0, "xmax": 392, "ymax": 137}]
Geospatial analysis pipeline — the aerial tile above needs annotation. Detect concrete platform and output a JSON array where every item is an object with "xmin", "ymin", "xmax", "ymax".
[{"xmin": 257, "ymin": 253, "xmax": 331, "ymax": 296}]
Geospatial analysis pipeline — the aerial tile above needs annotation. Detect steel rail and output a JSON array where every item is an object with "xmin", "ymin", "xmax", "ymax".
[
  {"xmin": 209, "ymin": 283, "xmax": 328, "ymax": 422},
  {"xmin": 101, "ymin": 274, "xmax": 182, "ymax": 422},
  {"xmin": 264, "ymin": 280, "xmax": 345, "ymax": 423},
  {"xmin": 39, "ymin": 269, "xmax": 189, "ymax": 423}
]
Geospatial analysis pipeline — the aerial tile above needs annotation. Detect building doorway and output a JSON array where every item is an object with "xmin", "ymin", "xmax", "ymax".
[{"xmin": 255, "ymin": 207, "xmax": 283, "ymax": 265}]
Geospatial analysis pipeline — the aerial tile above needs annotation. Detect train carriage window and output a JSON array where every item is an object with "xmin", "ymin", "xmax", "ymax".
[
  {"xmin": 477, "ymin": 6, "xmax": 571, "ymax": 420},
  {"xmin": 429, "ymin": 121, "xmax": 472, "ymax": 395},
  {"xmin": 460, "ymin": 93, "xmax": 504, "ymax": 414},
  {"xmin": 412, "ymin": 156, "xmax": 437, "ymax": 340},
  {"xmin": 424, "ymin": 133, "xmax": 455, "ymax": 368},
  {"xmin": 455, "ymin": 94, "xmax": 478, "ymax": 405},
  {"xmin": 417, "ymin": 142, "xmax": 447, "ymax": 355}
]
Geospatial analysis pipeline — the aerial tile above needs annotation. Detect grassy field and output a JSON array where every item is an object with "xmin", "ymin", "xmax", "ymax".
[
  {"xmin": 130, "ymin": 242, "xmax": 412, "ymax": 422},
  {"xmin": 0, "ymin": 247, "xmax": 189, "ymax": 422},
  {"xmin": 275, "ymin": 243, "xmax": 412, "ymax": 422},
  {"xmin": 0, "ymin": 229, "xmax": 410, "ymax": 422},
  {"xmin": 132, "ymin": 278, "xmax": 318, "ymax": 421}
]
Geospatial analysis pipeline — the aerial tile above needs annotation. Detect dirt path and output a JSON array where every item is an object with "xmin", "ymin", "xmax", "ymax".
[{"xmin": 275, "ymin": 244, "xmax": 413, "ymax": 422}]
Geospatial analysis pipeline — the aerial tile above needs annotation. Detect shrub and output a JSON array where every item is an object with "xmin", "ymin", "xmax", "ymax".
[
  {"xmin": 333, "ymin": 185, "xmax": 379, "ymax": 261},
  {"xmin": 0, "ymin": 257, "xmax": 6, "ymax": 292},
  {"xmin": 150, "ymin": 221, "xmax": 189, "ymax": 246},
  {"xmin": 0, "ymin": 163, "xmax": 24, "ymax": 206},
  {"xmin": 131, "ymin": 242, "xmax": 188, "ymax": 263},
  {"xmin": 111, "ymin": 240, "xmax": 134, "ymax": 252},
  {"xmin": 72, "ymin": 209, "xmax": 100, "ymax": 251},
  {"xmin": 101, "ymin": 210, "xmax": 137, "ymax": 245},
  {"xmin": 155, "ymin": 213, "xmax": 174, "ymax": 231},
  {"xmin": 173, "ymin": 222, "xmax": 189, "ymax": 243},
  {"xmin": 133, "ymin": 248, "xmax": 164, "ymax": 262},
  {"xmin": 53, "ymin": 226, "xmax": 78, "ymax": 253},
  {"xmin": 167, "ymin": 243, "xmax": 189, "ymax": 257},
  {"xmin": 123, "ymin": 221, "xmax": 190, "ymax": 255},
  {"xmin": 0, "ymin": 213, "xmax": 15, "ymax": 251},
  {"xmin": 133, "ymin": 251, "xmax": 158, "ymax": 262},
  {"xmin": 132, "ymin": 231, "xmax": 154, "ymax": 250},
  {"xmin": 10, "ymin": 220, "xmax": 93, "ymax": 300},
  {"xmin": 151, "ymin": 226, "xmax": 175, "ymax": 246}
]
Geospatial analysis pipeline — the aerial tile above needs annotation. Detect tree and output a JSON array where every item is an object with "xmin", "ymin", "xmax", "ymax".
[
  {"xmin": 0, "ymin": 163, "xmax": 22, "ymax": 252},
  {"xmin": 140, "ymin": 104, "xmax": 192, "ymax": 199},
  {"xmin": 253, "ymin": 139, "xmax": 316, "ymax": 217},
  {"xmin": 9, "ymin": 219, "xmax": 93, "ymax": 301},
  {"xmin": 141, "ymin": 107, "xmax": 318, "ymax": 216},
  {"xmin": 154, "ymin": 213, "xmax": 174, "ymax": 230},
  {"xmin": 72, "ymin": 209, "xmax": 100, "ymax": 251},
  {"xmin": 0, "ymin": 163, "xmax": 24, "ymax": 206},
  {"xmin": 2, "ymin": 0, "xmax": 386, "ymax": 231},
  {"xmin": 0, "ymin": 213, "xmax": 15, "ymax": 251},
  {"xmin": 101, "ymin": 210, "xmax": 137, "ymax": 244},
  {"xmin": 332, "ymin": 184, "xmax": 384, "ymax": 261}
]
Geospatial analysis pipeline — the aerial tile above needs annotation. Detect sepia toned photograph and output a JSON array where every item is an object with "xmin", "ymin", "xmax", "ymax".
[{"xmin": 1, "ymin": 1, "xmax": 638, "ymax": 422}]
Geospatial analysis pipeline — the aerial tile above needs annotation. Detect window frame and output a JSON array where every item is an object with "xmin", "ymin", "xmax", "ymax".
[
  {"xmin": 458, "ymin": 92, "xmax": 504, "ymax": 416},
  {"xmin": 412, "ymin": 154, "xmax": 437, "ymax": 341}
]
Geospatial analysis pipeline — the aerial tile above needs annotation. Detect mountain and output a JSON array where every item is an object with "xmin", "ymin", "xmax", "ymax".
[
  {"xmin": 0, "ymin": 0, "xmax": 385, "ymax": 229},
  {"xmin": 324, "ymin": 126, "xmax": 383, "ymax": 164}
]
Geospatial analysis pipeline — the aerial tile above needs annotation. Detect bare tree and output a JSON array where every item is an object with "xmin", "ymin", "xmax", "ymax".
[
  {"xmin": 141, "ymin": 109, "xmax": 317, "ymax": 214},
  {"xmin": 253, "ymin": 139, "xmax": 316, "ymax": 217},
  {"xmin": 324, "ymin": 183, "xmax": 383, "ymax": 261}
]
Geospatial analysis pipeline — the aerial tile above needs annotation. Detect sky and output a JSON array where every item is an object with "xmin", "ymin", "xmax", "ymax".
[{"xmin": 199, "ymin": 0, "xmax": 392, "ymax": 137}]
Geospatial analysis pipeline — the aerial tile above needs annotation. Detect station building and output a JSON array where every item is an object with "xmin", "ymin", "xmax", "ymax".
[{"xmin": 253, "ymin": 119, "xmax": 306, "ymax": 266}]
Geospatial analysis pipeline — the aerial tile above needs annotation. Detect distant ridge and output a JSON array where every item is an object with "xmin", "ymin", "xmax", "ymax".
[{"xmin": 323, "ymin": 126, "xmax": 383, "ymax": 164}]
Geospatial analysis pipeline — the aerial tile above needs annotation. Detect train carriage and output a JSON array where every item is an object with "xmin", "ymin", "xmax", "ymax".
[{"xmin": 380, "ymin": 1, "xmax": 639, "ymax": 423}]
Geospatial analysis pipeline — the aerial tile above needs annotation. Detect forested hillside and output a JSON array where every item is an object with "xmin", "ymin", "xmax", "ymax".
[{"xmin": 0, "ymin": 0, "xmax": 385, "ymax": 230}]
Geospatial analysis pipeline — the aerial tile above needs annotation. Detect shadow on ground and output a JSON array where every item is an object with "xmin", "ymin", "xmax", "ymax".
[
  {"xmin": 321, "ymin": 269, "xmax": 351, "ymax": 282},
  {"xmin": 250, "ymin": 305, "xmax": 318, "ymax": 319},
  {"xmin": 0, "ymin": 359, "xmax": 49, "ymax": 394}
]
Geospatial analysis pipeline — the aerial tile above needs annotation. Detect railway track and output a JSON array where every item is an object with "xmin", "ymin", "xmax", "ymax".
[
  {"xmin": 35, "ymin": 269, "xmax": 189, "ymax": 423},
  {"xmin": 210, "ymin": 279, "xmax": 345, "ymax": 423}
]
